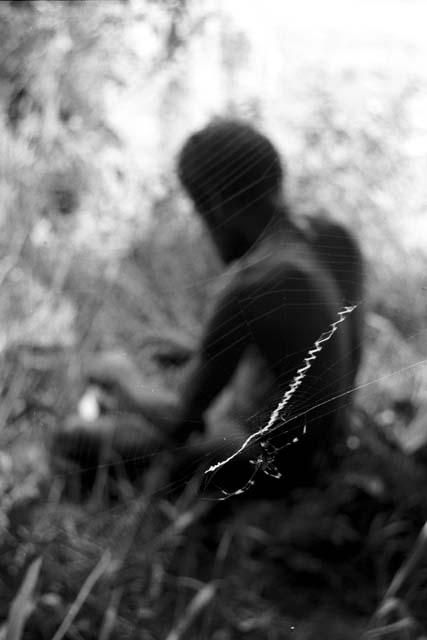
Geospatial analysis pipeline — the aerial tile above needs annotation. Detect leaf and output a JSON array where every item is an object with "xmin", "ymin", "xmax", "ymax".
[{"xmin": 5, "ymin": 557, "xmax": 42, "ymax": 640}]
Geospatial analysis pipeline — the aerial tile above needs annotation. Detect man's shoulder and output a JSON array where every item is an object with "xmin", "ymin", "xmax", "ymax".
[
  {"xmin": 298, "ymin": 211, "xmax": 362, "ymax": 253},
  {"xmin": 231, "ymin": 250, "xmax": 313, "ymax": 297}
]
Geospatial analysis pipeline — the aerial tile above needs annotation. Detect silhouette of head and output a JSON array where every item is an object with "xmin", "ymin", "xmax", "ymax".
[{"xmin": 178, "ymin": 119, "xmax": 285, "ymax": 262}]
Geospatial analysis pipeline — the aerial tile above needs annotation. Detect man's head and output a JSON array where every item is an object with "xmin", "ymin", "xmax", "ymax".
[{"xmin": 177, "ymin": 119, "xmax": 285, "ymax": 262}]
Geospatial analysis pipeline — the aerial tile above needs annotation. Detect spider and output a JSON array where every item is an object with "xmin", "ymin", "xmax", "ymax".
[{"xmin": 216, "ymin": 439, "xmax": 282, "ymax": 501}]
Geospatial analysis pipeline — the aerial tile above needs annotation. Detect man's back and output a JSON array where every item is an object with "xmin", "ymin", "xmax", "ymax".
[{"xmin": 206, "ymin": 219, "xmax": 359, "ymax": 464}]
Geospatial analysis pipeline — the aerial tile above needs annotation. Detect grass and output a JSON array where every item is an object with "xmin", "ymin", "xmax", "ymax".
[{"xmin": 1, "ymin": 1, "xmax": 427, "ymax": 638}]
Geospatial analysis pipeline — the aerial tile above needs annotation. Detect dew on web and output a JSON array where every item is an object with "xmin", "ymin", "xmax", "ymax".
[{"xmin": 205, "ymin": 304, "xmax": 357, "ymax": 499}]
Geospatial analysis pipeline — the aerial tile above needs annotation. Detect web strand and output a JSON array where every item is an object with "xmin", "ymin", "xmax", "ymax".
[{"xmin": 205, "ymin": 304, "xmax": 357, "ymax": 477}]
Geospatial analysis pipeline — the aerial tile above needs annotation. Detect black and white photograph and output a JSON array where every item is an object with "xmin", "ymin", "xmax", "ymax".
[{"xmin": 1, "ymin": 1, "xmax": 427, "ymax": 638}]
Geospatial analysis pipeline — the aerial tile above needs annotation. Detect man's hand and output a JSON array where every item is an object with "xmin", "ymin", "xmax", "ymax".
[
  {"xmin": 81, "ymin": 351, "xmax": 181, "ymax": 435},
  {"xmin": 83, "ymin": 351, "xmax": 145, "ymax": 413}
]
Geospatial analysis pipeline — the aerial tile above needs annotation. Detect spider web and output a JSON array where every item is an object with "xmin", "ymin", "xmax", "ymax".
[{"xmin": 204, "ymin": 304, "xmax": 357, "ymax": 499}]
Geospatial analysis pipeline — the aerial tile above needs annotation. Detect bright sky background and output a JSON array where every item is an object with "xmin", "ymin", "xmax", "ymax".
[{"xmin": 107, "ymin": 0, "xmax": 427, "ymax": 247}]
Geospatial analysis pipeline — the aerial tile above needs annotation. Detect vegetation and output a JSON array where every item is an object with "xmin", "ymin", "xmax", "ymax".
[{"xmin": 1, "ymin": 1, "xmax": 427, "ymax": 638}]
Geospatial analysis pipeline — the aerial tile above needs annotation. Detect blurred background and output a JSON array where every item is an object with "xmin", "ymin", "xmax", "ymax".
[
  {"xmin": 1, "ymin": 0, "xmax": 426, "ymax": 351},
  {"xmin": 1, "ymin": 1, "xmax": 427, "ymax": 638}
]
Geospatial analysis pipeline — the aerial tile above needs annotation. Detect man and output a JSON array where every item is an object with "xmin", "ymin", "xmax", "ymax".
[{"xmin": 55, "ymin": 119, "xmax": 364, "ymax": 497}]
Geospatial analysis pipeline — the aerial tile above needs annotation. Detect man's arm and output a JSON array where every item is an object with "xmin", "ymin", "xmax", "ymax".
[
  {"xmin": 173, "ymin": 279, "xmax": 250, "ymax": 442},
  {"xmin": 80, "ymin": 280, "xmax": 249, "ymax": 442}
]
